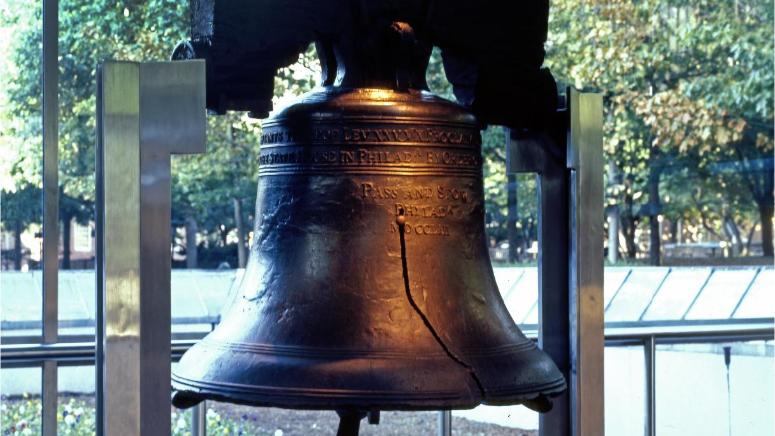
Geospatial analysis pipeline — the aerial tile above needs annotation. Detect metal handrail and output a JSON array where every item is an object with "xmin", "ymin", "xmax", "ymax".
[
  {"xmin": 1, "ymin": 316, "xmax": 221, "ymax": 330},
  {"xmin": 3, "ymin": 322, "xmax": 771, "ymax": 366},
  {"xmin": 0, "ymin": 339, "xmax": 201, "ymax": 367}
]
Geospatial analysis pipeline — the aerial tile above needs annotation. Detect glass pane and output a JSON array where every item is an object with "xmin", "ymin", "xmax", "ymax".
[
  {"xmin": 58, "ymin": 271, "xmax": 94, "ymax": 336},
  {"xmin": 733, "ymin": 268, "xmax": 775, "ymax": 319},
  {"xmin": 605, "ymin": 345, "xmax": 645, "ymax": 435},
  {"xmin": 171, "ymin": 273, "xmax": 209, "ymax": 318},
  {"xmin": 603, "ymin": 267, "xmax": 631, "ymax": 310},
  {"xmin": 685, "ymin": 269, "xmax": 757, "ymax": 320},
  {"xmin": 489, "ymin": 172, "xmax": 540, "ymax": 328},
  {"xmin": 171, "ymin": 270, "xmax": 239, "ymax": 337},
  {"xmin": 656, "ymin": 340, "xmax": 774, "ymax": 435},
  {"xmin": 42, "ymin": 269, "xmax": 241, "ymax": 338},
  {"xmin": 58, "ymin": 365, "xmax": 95, "ymax": 434},
  {"xmin": 0, "ymin": 271, "xmax": 43, "ymax": 338},
  {"xmin": 606, "ymin": 268, "xmax": 669, "ymax": 322},
  {"xmin": 485, "ymin": 172, "xmax": 539, "ymax": 268},
  {"xmin": 1, "ymin": 367, "xmax": 42, "ymax": 434},
  {"xmin": 504, "ymin": 268, "xmax": 538, "ymax": 326},
  {"xmin": 184, "ymin": 270, "xmax": 241, "ymax": 316},
  {"xmin": 1, "ymin": 0, "xmax": 43, "ymax": 338},
  {"xmin": 642, "ymin": 268, "xmax": 712, "ymax": 321}
]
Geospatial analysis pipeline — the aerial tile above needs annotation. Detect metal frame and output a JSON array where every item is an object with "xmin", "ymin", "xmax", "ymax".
[
  {"xmin": 41, "ymin": 0, "xmax": 59, "ymax": 434},
  {"xmin": 644, "ymin": 335, "xmax": 656, "ymax": 436},
  {"xmin": 507, "ymin": 89, "xmax": 605, "ymax": 436},
  {"xmin": 95, "ymin": 60, "xmax": 206, "ymax": 436},
  {"xmin": 438, "ymin": 410, "xmax": 452, "ymax": 436}
]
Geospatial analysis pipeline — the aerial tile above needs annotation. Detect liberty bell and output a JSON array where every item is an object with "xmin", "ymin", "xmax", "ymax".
[{"xmin": 171, "ymin": 0, "xmax": 565, "ymax": 432}]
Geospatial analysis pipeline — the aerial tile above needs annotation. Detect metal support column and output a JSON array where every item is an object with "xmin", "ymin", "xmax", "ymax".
[
  {"xmin": 566, "ymin": 89, "xmax": 604, "ymax": 436},
  {"xmin": 507, "ymin": 128, "xmax": 570, "ymax": 436},
  {"xmin": 507, "ymin": 89, "xmax": 604, "ymax": 436},
  {"xmin": 42, "ymin": 0, "xmax": 59, "ymax": 434},
  {"xmin": 191, "ymin": 402, "xmax": 207, "ymax": 436},
  {"xmin": 96, "ymin": 60, "xmax": 206, "ymax": 436},
  {"xmin": 438, "ymin": 410, "xmax": 452, "ymax": 436},
  {"xmin": 644, "ymin": 335, "xmax": 656, "ymax": 436}
]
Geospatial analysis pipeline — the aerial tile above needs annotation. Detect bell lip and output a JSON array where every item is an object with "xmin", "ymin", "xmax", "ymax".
[
  {"xmin": 171, "ymin": 373, "xmax": 566, "ymax": 412},
  {"xmin": 171, "ymin": 335, "xmax": 566, "ymax": 410},
  {"xmin": 482, "ymin": 376, "xmax": 568, "ymax": 413},
  {"xmin": 171, "ymin": 373, "xmax": 481, "ymax": 411}
]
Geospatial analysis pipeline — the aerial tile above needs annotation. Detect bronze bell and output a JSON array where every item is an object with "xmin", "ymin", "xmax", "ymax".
[{"xmin": 171, "ymin": 8, "xmax": 565, "ymax": 428}]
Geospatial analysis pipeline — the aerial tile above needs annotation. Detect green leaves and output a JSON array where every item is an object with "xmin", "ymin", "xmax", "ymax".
[{"xmin": 546, "ymin": 0, "xmax": 773, "ymax": 254}]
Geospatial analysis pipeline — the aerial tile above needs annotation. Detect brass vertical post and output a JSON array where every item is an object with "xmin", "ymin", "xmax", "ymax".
[
  {"xmin": 507, "ymin": 89, "xmax": 604, "ymax": 436},
  {"xmin": 96, "ymin": 60, "xmax": 206, "ymax": 436}
]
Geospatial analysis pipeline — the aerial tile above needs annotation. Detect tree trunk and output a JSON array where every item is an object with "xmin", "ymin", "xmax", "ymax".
[
  {"xmin": 13, "ymin": 219, "xmax": 22, "ymax": 270},
  {"xmin": 233, "ymin": 197, "xmax": 247, "ymax": 268},
  {"xmin": 62, "ymin": 216, "xmax": 71, "ymax": 270},
  {"xmin": 220, "ymin": 228, "xmax": 228, "ymax": 247},
  {"xmin": 185, "ymin": 215, "xmax": 198, "ymax": 269},
  {"xmin": 722, "ymin": 216, "xmax": 743, "ymax": 256},
  {"xmin": 607, "ymin": 159, "xmax": 620, "ymax": 264},
  {"xmin": 623, "ymin": 180, "xmax": 637, "ymax": 259},
  {"xmin": 647, "ymin": 148, "xmax": 662, "ymax": 266},
  {"xmin": 759, "ymin": 203, "xmax": 774, "ymax": 257},
  {"xmin": 623, "ymin": 218, "xmax": 636, "ymax": 259},
  {"xmin": 607, "ymin": 207, "xmax": 620, "ymax": 264},
  {"xmin": 745, "ymin": 220, "xmax": 759, "ymax": 255},
  {"xmin": 506, "ymin": 174, "xmax": 518, "ymax": 263},
  {"xmin": 669, "ymin": 219, "xmax": 678, "ymax": 244},
  {"xmin": 648, "ymin": 218, "xmax": 660, "ymax": 265}
]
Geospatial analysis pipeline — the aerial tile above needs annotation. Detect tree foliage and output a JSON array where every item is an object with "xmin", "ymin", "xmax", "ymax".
[
  {"xmin": 1, "ymin": 0, "xmax": 772, "ymax": 269},
  {"xmin": 547, "ymin": 0, "xmax": 774, "ymax": 257}
]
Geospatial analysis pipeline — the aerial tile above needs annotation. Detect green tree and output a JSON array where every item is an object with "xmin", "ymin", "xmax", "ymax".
[
  {"xmin": 172, "ymin": 114, "xmax": 263, "ymax": 268},
  {"xmin": 1, "ymin": 0, "xmax": 42, "ymax": 269},
  {"xmin": 0, "ymin": 184, "xmax": 42, "ymax": 269},
  {"xmin": 2, "ymin": 0, "xmax": 192, "ymax": 267},
  {"xmin": 547, "ymin": 0, "xmax": 774, "ymax": 260},
  {"xmin": 700, "ymin": 0, "xmax": 775, "ymax": 256}
]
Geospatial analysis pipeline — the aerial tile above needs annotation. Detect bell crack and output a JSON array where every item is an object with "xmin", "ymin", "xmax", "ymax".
[{"xmin": 395, "ymin": 212, "xmax": 486, "ymax": 400}]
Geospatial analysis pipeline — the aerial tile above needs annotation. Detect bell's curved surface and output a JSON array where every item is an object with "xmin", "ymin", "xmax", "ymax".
[{"xmin": 172, "ymin": 87, "xmax": 565, "ymax": 411}]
